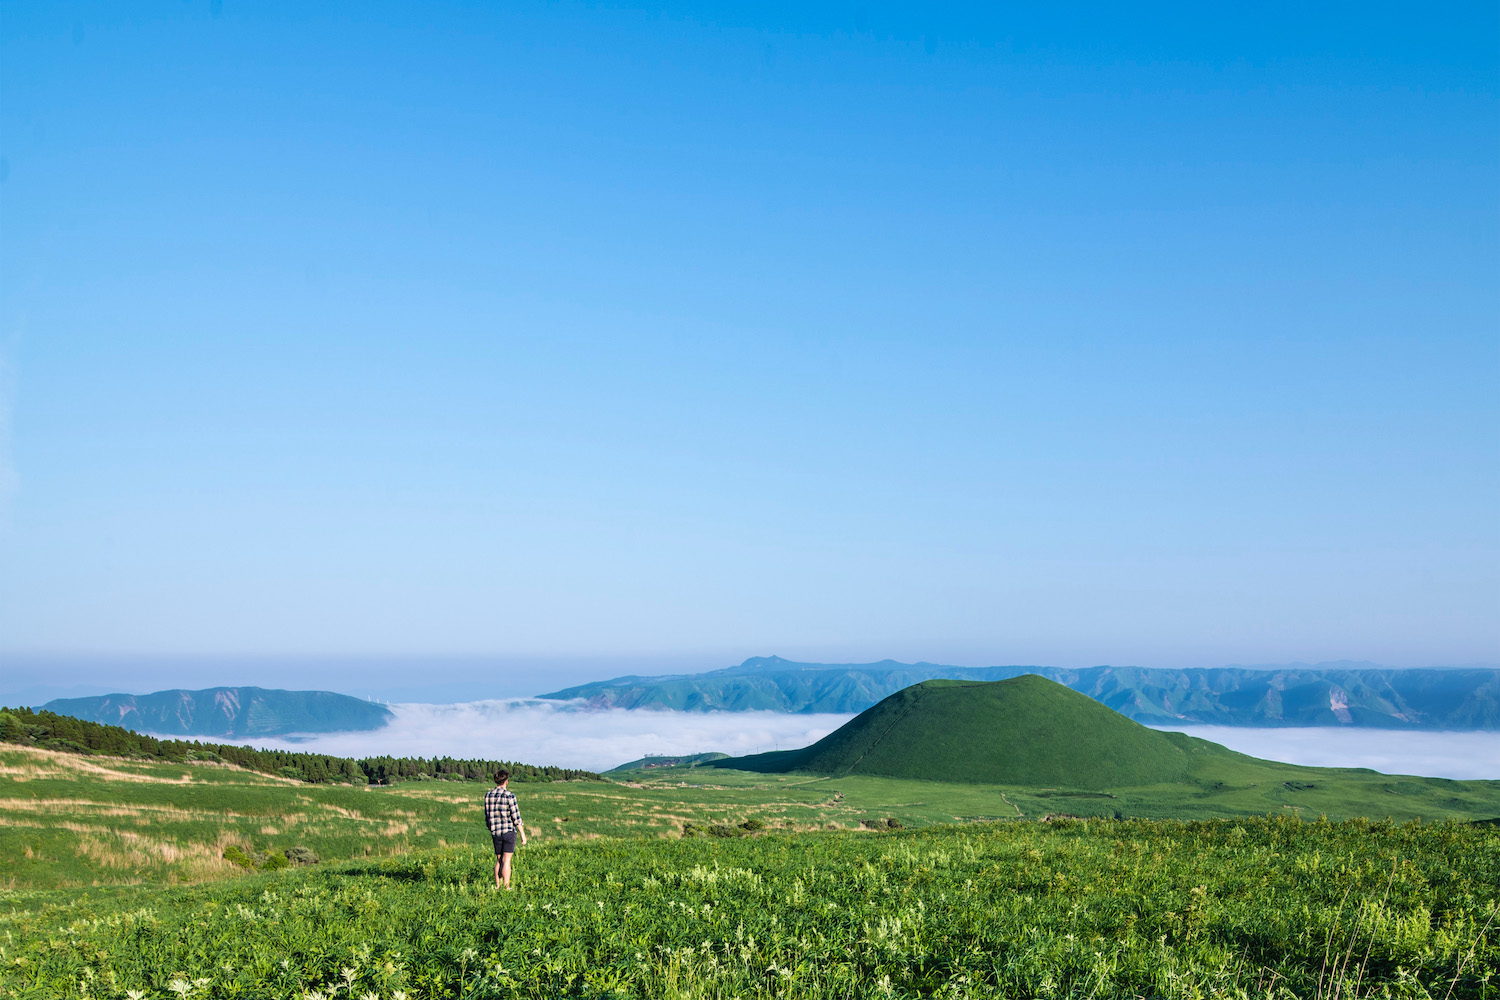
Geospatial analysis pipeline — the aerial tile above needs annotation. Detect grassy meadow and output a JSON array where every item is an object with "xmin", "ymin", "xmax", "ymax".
[
  {"xmin": 1, "ymin": 744, "xmax": 1498, "ymax": 997},
  {"xmin": 2, "ymin": 812, "xmax": 1496, "ymax": 998},
  {"xmin": 7, "ymin": 740, "xmax": 1499, "ymax": 892}
]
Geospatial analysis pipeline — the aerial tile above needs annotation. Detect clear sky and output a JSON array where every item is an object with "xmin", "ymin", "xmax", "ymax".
[{"xmin": 1, "ymin": 1, "xmax": 1496, "ymax": 699}]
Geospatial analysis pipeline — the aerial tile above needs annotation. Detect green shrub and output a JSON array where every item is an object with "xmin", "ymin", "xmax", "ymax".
[
  {"xmin": 0, "ymin": 712, "xmax": 26, "ymax": 744},
  {"xmin": 222, "ymin": 845, "xmax": 256, "ymax": 869},
  {"xmin": 284, "ymin": 845, "xmax": 320, "ymax": 866},
  {"xmin": 706, "ymin": 824, "xmax": 738, "ymax": 838},
  {"xmin": 740, "ymin": 818, "xmax": 766, "ymax": 832}
]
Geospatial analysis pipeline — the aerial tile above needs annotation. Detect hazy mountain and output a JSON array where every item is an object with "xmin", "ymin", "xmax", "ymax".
[
  {"xmin": 41, "ymin": 686, "xmax": 393, "ymax": 738},
  {"xmin": 540, "ymin": 656, "xmax": 1500, "ymax": 730}
]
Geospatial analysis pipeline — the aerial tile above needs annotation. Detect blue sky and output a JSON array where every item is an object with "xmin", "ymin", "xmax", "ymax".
[{"xmin": 1, "ymin": 1, "xmax": 1496, "ymax": 699}]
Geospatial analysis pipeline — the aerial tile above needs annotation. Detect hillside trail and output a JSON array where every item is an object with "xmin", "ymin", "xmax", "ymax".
[{"xmin": 842, "ymin": 685, "xmax": 939, "ymax": 773}]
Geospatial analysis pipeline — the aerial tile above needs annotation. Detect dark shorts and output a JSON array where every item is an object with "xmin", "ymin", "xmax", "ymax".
[{"xmin": 492, "ymin": 831, "xmax": 517, "ymax": 856}]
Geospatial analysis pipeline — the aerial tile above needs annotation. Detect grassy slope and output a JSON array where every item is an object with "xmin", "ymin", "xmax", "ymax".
[
  {"xmin": 4, "ymin": 736, "xmax": 1499, "ymax": 891},
  {"xmin": 719, "ymin": 677, "xmax": 1209, "ymax": 785},
  {"xmin": 0, "ymin": 747, "xmax": 876, "ymax": 889},
  {"xmin": 2, "ymin": 818, "xmax": 1496, "ymax": 999},
  {"xmin": 705, "ymin": 676, "xmax": 1500, "ymax": 822}
]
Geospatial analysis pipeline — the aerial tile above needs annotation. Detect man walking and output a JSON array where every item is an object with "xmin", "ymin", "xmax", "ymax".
[{"xmin": 484, "ymin": 769, "xmax": 527, "ymax": 889}]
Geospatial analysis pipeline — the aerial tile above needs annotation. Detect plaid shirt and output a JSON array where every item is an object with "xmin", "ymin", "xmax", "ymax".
[{"xmin": 484, "ymin": 786, "xmax": 523, "ymax": 835}]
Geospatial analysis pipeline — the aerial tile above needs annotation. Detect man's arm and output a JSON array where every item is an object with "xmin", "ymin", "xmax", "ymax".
[{"xmin": 510, "ymin": 793, "xmax": 526, "ymax": 845}]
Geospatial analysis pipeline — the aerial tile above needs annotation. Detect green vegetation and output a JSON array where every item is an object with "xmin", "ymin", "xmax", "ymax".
[
  {"xmin": 705, "ymin": 677, "xmax": 1500, "ymax": 822},
  {"xmin": 4, "ymin": 691, "xmax": 1499, "ymax": 997},
  {"xmin": 543, "ymin": 655, "xmax": 1500, "ymax": 729},
  {"xmin": 607, "ymin": 753, "xmax": 729, "ymax": 772},
  {"xmin": 0, "ymin": 746, "xmax": 878, "ymax": 889},
  {"xmin": 714, "ymin": 676, "xmax": 1219, "ymax": 785},
  {"xmin": 0, "ymin": 707, "xmax": 599, "ymax": 786},
  {"xmin": 41, "ymin": 686, "xmax": 394, "ymax": 737},
  {"xmin": 2, "ymin": 816, "xmax": 1495, "ymax": 998}
]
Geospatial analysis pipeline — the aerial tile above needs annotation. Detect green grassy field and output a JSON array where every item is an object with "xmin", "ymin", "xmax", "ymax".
[
  {"xmin": 0, "ymin": 747, "xmax": 889, "ymax": 889},
  {"xmin": 3, "ymin": 744, "xmax": 1499, "ymax": 997},
  {"xmin": 1, "ymin": 814, "xmax": 1495, "ymax": 998},
  {"xmin": 4, "ymin": 743, "xmax": 1499, "ymax": 891}
]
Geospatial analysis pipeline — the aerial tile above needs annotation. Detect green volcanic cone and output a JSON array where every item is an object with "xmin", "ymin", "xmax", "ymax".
[{"xmin": 710, "ymin": 675, "xmax": 1235, "ymax": 787}]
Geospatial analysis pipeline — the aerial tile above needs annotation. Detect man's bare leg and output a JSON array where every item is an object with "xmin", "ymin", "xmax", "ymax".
[
  {"xmin": 494, "ymin": 856, "xmax": 503, "ymax": 889},
  {"xmin": 500, "ymin": 851, "xmax": 514, "ymax": 889}
]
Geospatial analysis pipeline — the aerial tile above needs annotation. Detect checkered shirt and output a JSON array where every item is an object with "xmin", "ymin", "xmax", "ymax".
[{"xmin": 484, "ymin": 786, "xmax": 523, "ymax": 835}]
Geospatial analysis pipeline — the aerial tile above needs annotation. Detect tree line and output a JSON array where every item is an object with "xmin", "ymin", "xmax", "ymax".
[{"xmin": 0, "ymin": 706, "xmax": 600, "ymax": 785}]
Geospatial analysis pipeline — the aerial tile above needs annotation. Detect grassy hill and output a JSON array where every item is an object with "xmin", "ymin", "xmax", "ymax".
[
  {"xmin": 605, "ymin": 751, "xmax": 729, "ymax": 772},
  {"xmin": 703, "ymin": 676, "xmax": 1500, "ymax": 822},
  {"xmin": 711, "ymin": 675, "xmax": 1244, "ymax": 786}
]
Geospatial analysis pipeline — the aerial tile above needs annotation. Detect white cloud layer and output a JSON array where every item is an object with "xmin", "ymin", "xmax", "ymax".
[
  {"xmin": 251, "ymin": 700, "xmax": 857, "ymax": 772},
  {"xmin": 1153, "ymin": 725, "xmax": 1500, "ymax": 781},
  {"xmin": 244, "ymin": 702, "xmax": 1500, "ymax": 780}
]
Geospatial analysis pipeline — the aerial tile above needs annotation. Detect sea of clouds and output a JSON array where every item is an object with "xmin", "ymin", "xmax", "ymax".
[
  {"xmin": 1150, "ymin": 725, "xmax": 1500, "ymax": 781},
  {"xmin": 244, "ymin": 700, "xmax": 1500, "ymax": 779},
  {"xmin": 253, "ymin": 700, "xmax": 857, "ymax": 773}
]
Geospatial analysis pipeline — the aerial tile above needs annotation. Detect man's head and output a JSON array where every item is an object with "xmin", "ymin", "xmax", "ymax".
[{"xmin": 494, "ymin": 769, "xmax": 510, "ymax": 786}]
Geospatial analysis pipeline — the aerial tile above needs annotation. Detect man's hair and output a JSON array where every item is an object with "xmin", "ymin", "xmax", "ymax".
[{"xmin": 494, "ymin": 769, "xmax": 510, "ymax": 784}]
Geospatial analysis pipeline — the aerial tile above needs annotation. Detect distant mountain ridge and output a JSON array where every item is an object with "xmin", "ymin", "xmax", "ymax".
[
  {"xmin": 540, "ymin": 656, "xmax": 1500, "ymax": 730},
  {"xmin": 41, "ymin": 686, "xmax": 392, "ymax": 738}
]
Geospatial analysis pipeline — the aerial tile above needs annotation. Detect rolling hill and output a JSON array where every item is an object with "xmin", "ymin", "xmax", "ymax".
[
  {"xmin": 710, "ymin": 675, "xmax": 1239, "ymax": 785},
  {"xmin": 703, "ymin": 675, "xmax": 1500, "ymax": 822},
  {"xmin": 541, "ymin": 655, "xmax": 1500, "ymax": 729},
  {"xmin": 41, "ymin": 686, "xmax": 393, "ymax": 737},
  {"xmin": 605, "ymin": 752, "xmax": 729, "ymax": 773}
]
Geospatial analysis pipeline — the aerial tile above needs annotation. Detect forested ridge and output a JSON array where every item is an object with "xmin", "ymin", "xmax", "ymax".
[
  {"xmin": 545, "ymin": 656, "xmax": 1500, "ymax": 728},
  {"xmin": 0, "ymin": 706, "xmax": 599, "ymax": 784}
]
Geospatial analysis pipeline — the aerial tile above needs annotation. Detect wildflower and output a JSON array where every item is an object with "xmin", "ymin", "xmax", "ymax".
[
  {"xmin": 167, "ymin": 982, "xmax": 191, "ymax": 997},
  {"xmin": 126, "ymin": 992, "xmax": 147, "ymax": 1000}
]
